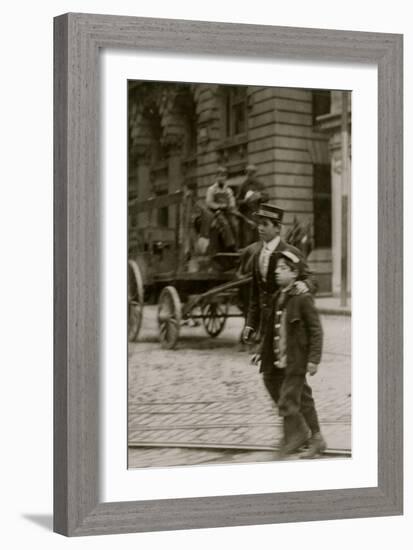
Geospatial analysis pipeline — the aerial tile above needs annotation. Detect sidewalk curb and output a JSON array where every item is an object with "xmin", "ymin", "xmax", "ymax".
[{"xmin": 317, "ymin": 307, "xmax": 351, "ymax": 317}]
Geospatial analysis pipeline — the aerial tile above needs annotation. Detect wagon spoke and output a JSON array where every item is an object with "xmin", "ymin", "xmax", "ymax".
[
  {"xmin": 201, "ymin": 300, "xmax": 228, "ymax": 337},
  {"xmin": 128, "ymin": 260, "xmax": 144, "ymax": 342},
  {"xmin": 157, "ymin": 286, "xmax": 182, "ymax": 349}
]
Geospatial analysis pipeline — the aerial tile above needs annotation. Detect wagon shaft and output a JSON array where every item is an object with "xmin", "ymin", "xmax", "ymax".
[{"xmin": 182, "ymin": 275, "xmax": 252, "ymax": 316}]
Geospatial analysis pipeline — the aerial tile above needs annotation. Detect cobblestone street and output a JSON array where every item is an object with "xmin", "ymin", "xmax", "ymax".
[{"xmin": 128, "ymin": 303, "xmax": 351, "ymax": 468}]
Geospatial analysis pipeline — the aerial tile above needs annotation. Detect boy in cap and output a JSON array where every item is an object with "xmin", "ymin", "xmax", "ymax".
[{"xmin": 254, "ymin": 249, "xmax": 326, "ymax": 457}]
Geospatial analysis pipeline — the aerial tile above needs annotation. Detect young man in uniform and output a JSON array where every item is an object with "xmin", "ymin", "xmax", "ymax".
[{"xmin": 242, "ymin": 203, "xmax": 314, "ymax": 345}]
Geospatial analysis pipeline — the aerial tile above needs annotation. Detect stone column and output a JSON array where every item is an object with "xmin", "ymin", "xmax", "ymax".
[
  {"xmin": 162, "ymin": 135, "xmax": 184, "ymax": 231},
  {"xmin": 317, "ymin": 92, "xmax": 351, "ymax": 297}
]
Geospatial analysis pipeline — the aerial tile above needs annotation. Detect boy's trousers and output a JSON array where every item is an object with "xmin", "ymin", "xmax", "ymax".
[{"xmin": 263, "ymin": 369, "xmax": 320, "ymax": 434}]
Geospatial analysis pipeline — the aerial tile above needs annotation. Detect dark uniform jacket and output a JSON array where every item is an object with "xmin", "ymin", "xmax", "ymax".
[
  {"xmin": 237, "ymin": 176, "xmax": 269, "ymax": 216},
  {"xmin": 260, "ymin": 291, "xmax": 323, "ymax": 375},
  {"xmin": 245, "ymin": 239, "xmax": 314, "ymax": 337}
]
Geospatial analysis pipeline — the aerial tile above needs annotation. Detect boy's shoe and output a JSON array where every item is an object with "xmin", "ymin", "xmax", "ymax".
[
  {"xmin": 279, "ymin": 430, "xmax": 310, "ymax": 457},
  {"xmin": 299, "ymin": 432, "xmax": 327, "ymax": 459}
]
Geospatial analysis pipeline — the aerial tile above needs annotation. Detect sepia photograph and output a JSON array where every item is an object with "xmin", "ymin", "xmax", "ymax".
[{"xmin": 127, "ymin": 80, "xmax": 351, "ymax": 469}]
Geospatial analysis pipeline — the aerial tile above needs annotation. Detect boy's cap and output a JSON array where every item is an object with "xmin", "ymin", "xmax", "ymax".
[
  {"xmin": 278, "ymin": 250, "xmax": 306, "ymax": 273},
  {"xmin": 216, "ymin": 166, "xmax": 228, "ymax": 175},
  {"xmin": 279, "ymin": 250, "xmax": 301, "ymax": 264},
  {"xmin": 253, "ymin": 203, "xmax": 284, "ymax": 224}
]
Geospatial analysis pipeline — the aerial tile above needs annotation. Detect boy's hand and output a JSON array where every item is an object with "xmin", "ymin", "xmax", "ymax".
[
  {"xmin": 294, "ymin": 281, "xmax": 308, "ymax": 294},
  {"xmin": 251, "ymin": 354, "xmax": 261, "ymax": 366},
  {"xmin": 242, "ymin": 326, "xmax": 255, "ymax": 343},
  {"xmin": 307, "ymin": 362, "xmax": 318, "ymax": 376}
]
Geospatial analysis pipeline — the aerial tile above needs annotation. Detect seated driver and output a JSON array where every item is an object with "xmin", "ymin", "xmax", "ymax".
[{"xmin": 205, "ymin": 166, "xmax": 239, "ymax": 250}]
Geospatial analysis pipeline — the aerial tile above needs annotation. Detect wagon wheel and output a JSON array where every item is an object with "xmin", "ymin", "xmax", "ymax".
[
  {"xmin": 201, "ymin": 300, "xmax": 229, "ymax": 337},
  {"xmin": 128, "ymin": 260, "xmax": 144, "ymax": 342},
  {"xmin": 157, "ymin": 286, "xmax": 182, "ymax": 349}
]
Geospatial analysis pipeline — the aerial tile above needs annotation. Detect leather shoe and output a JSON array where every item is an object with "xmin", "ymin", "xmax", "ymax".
[
  {"xmin": 279, "ymin": 430, "xmax": 309, "ymax": 456},
  {"xmin": 299, "ymin": 432, "xmax": 327, "ymax": 459}
]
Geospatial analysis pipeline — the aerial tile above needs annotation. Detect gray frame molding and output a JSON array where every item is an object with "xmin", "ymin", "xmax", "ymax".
[{"xmin": 53, "ymin": 13, "xmax": 403, "ymax": 536}]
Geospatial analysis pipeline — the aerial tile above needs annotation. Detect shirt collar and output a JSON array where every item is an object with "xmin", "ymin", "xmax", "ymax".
[
  {"xmin": 214, "ymin": 181, "xmax": 228, "ymax": 190},
  {"xmin": 263, "ymin": 236, "xmax": 280, "ymax": 252}
]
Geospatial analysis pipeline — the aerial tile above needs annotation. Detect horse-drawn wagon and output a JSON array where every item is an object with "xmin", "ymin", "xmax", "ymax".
[{"xmin": 127, "ymin": 186, "xmax": 252, "ymax": 349}]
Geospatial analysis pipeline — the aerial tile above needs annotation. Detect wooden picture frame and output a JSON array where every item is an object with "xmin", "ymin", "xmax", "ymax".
[{"xmin": 53, "ymin": 13, "xmax": 403, "ymax": 536}]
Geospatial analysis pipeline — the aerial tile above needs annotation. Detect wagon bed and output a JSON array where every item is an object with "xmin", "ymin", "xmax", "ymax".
[{"xmin": 128, "ymin": 188, "xmax": 253, "ymax": 348}]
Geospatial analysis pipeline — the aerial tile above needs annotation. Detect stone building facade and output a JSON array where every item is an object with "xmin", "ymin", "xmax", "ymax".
[{"xmin": 128, "ymin": 81, "xmax": 351, "ymax": 295}]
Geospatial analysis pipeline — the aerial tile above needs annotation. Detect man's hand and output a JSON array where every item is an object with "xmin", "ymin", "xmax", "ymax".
[
  {"xmin": 251, "ymin": 353, "xmax": 261, "ymax": 366},
  {"xmin": 307, "ymin": 362, "xmax": 318, "ymax": 376},
  {"xmin": 242, "ymin": 326, "xmax": 255, "ymax": 343},
  {"xmin": 294, "ymin": 280, "xmax": 309, "ymax": 295}
]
